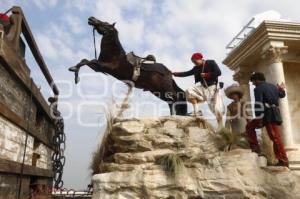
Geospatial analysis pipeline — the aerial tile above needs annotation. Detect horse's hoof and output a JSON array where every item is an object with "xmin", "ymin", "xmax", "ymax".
[
  {"xmin": 69, "ymin": 66, "xmax": 78, "ymax": 72},
  {"xmin": 75, "ymin": 76, "xmax": 80, "ymax": 84}
]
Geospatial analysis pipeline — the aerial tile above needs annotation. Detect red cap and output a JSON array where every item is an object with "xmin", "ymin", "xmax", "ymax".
[
  {"xmin": 0, "ymin": 13, "xmax": 10, "ymax": 21},
  {"xmin": 191, "ymin": 52, "xmax": 203, "ymax": 61}
]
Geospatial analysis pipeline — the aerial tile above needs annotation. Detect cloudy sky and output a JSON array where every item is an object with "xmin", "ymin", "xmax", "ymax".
[{"xmin": 1, "ymin": 0, "xmax": 299, "ymax": 190}]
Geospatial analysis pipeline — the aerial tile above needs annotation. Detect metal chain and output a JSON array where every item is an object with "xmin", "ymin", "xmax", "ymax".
[
  {"xmin": 49, "ymin": 97, "xmax": 66, "ymax": 189},
  {"xmin": 48, "ymin": 99, "xmax": 93, "ymax": 194}
]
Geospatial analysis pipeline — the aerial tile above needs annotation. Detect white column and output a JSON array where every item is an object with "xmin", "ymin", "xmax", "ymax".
[
  {"xmin": 234, "ymin": 70, "xmax": 253, "ymax": 117},
  {"xmin": 262, "ymin": 45, "xmax": 294, "ymax": 148}
]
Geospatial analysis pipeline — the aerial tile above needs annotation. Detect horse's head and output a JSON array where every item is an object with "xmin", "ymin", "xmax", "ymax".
[{"xmin": 88, "ymin": 17, "xmax": 116, "ymax": 35}]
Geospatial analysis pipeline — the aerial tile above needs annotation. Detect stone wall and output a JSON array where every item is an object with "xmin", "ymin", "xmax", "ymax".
[{"xmin": 92, "ymin": 116, "xmax": 300, "ymax": 199}]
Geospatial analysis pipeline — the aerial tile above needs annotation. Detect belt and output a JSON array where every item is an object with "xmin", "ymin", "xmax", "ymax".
[{"xmin": 264, "ymin": 103, "xmax": 277, "ymax": 108}]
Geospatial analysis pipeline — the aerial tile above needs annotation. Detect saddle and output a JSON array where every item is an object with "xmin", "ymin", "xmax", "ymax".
[
  {"xmin": 126, "ymin": 51, "xmax": 156, "ymax": 64},
  {"xmin": 126, "ymin": 51, "xmax": 158, "ymax": 81}
]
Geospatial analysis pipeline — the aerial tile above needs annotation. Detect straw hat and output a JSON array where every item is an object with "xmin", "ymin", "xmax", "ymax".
[{"xmin": 225, "ymin": 84, "xmax": 244, "ymax": 99}]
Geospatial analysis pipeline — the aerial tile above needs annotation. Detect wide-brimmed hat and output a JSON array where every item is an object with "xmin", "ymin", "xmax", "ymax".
[{"xmin": 225, "ymin": 84, "xmax": 244, "ymax": 99}]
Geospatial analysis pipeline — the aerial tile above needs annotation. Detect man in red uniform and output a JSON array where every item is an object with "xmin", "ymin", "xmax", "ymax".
[
  {"xmin": 246, "ymin": 72, "xmax": 289, "ymax": 167},
  {"xmin": 172, "ymin": 52, "xmax": 224, "ymax": 126}
]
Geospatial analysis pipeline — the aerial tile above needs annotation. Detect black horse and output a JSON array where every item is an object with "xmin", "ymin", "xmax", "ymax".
[{"xmin": 69, "ymin": 17, "xmax": 187, "ymax": 115}]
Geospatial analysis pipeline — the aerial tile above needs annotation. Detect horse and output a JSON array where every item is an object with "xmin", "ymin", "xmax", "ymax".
[{"xmin": 69, "ymin": 17, "xmax": 187, "ymax": 115}]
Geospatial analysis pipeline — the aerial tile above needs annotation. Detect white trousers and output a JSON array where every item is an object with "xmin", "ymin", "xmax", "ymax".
[{"xmin": 186, "ymin": 84, "xmax": 225, "ymax": 123}]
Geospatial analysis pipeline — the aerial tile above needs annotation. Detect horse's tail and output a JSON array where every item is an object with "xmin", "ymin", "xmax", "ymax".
[{"xmin": 172, "ymin": 79, "xmax": 187, "ymax": 115}]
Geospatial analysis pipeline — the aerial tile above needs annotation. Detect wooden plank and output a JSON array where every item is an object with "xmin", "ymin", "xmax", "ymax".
[
  {"xmin": 19, "ymin": 6, "xmax": 59, "ymax": 96},
  {"xmin": 0, "ymin": 42, "xmax": 30, "ymax": 84},
  {"xmin": 0, "ymin": 158, "xmax": 53, "ymax": 178},
  {"xmin": 0, "ymin": 102, "xmax": 54, "ymax": 150}
]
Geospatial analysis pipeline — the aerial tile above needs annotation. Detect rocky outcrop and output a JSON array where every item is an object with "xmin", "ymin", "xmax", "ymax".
[{"xmin": 92, "ymin": 116, "xmax": 300, "ymax": 199}]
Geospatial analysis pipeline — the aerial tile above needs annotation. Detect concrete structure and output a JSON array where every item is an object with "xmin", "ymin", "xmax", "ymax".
[
  {"xmin": 92, "ymin": 116, "xmax": 300, "ymax": 199},
  {"xmin": 223, "ymin": 20, "xmax": 300, "ymax": 171}
]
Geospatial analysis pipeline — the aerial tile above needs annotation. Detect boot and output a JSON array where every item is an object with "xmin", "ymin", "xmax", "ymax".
[
  {"xmin": 190, "ymin": 98, "xmax": 198, "ymax": 116},
  {"xmin": 274, "ymin": 160, "xmax": 289, "ymax": 168},
  {"xmin": 251, "ymin": 148, "xmax": 262, "ymax": 156}
]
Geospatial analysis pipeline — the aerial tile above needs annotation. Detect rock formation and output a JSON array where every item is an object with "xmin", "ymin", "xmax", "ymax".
[{"xmin": 92, "ymin": 116, "xmax": 300, "ymax": 199}]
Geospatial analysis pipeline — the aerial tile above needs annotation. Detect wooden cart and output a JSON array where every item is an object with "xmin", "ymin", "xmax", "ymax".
[{"xmin": 0, "ymin": 6, "xmax": 63, "ymax": 199}]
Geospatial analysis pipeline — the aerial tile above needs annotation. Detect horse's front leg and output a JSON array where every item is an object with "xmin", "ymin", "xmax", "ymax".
[
  {"xmin": 69, "ymin": 59, "xmax": 89, "ymax": 72},
  {"xmin": 69, "ymin": 59, "xmax": 112, "ymax": 84},
  {"xmin": 68, "ymin": 59, "xmax": 89, "ymax": 84},
  {"xmin": 85, "ymin": 59, "xmax": 108, "ymax": 72}
]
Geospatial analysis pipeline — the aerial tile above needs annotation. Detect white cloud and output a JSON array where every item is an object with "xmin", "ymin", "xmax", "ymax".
[
  {"xmin": 253, "ymin": 10, "xmax": 290, "ymax": 27},
  {"xmin": 30, "ymin": 0, "xmax": 58, "ymax": 10},
  {"xmin": 64, "ymin": 0, "xmax": 94, "ymax": 13},
  {"xmin": 30, "ymin": 0, "xmax": 58, "ymax": 9},
  {"xmin": 35, "ymin": 19, "xmax": 91, "ymax": 65},
  {"xmin": 47, "ymin": 23, "xmax": 74, "ymax": 46},
  {"xmin": 63, "ymin": 14, "xmax": 85, "ymax": 34},
  {"xmin": 94, "ymin": 1, "xmax": 122, "ymax": 22},
  {"xmin": 36, "ymin": 34, "xmax": 58, "ymax": 59},
  {"xmin": 0, "ymin": 1, "xmax": 17, "ymax": 10},
  {"xmin": 117, "ymin": 18, "xmax": 145, "ymax": 51}
]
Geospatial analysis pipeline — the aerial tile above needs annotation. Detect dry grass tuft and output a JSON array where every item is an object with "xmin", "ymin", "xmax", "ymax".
[
  {"xmin": 90, "ymin": 112, "xmax": 114, "ymax": 175},
  {"xmin": 157, "ymin": 154, "xmax": 184, "ymax": 177},
  {"xmin": 217, "ymin": 127, "xmax": 249, "ymax": 151},
  {"xmin": 90, "ymin": 84, "xmax": 133, "ymax": 175},
  {"xmin": 195, "ymin": 117, "xmax": 215, "ymax": 132}
]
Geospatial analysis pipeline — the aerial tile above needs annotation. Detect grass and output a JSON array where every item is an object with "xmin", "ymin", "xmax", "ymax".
[
  {"xmin": 217, "ymin": 127, "xmax": 250, "ymax": 151},
  {"xmin": 89, "ymin": 84, "xmax": 133, "ymax": 175},
  {"xmin": 90, "ymin": 146, "xmax": 102, "ymax": 175},
  {"xmin": 90, "ymin": 112, "xmax": 114, "ymax": 175},
  {"xmin": 157, "ymin": 154, "xmax": 184, "ymax": 177},
  {"xmin": 195, "ymin": 117, "xmax": 215, "ymax": 132}
]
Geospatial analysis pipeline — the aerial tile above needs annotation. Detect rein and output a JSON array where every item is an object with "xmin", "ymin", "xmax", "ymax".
[{"xmin": 93, "ymin": 28, "xmax": 97, "ymax": 59}]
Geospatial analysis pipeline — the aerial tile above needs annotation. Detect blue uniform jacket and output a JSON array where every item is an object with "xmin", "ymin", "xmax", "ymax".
[{"xmin": 254, "ymin": 82, "xmax": 285, "ymax": 118}]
